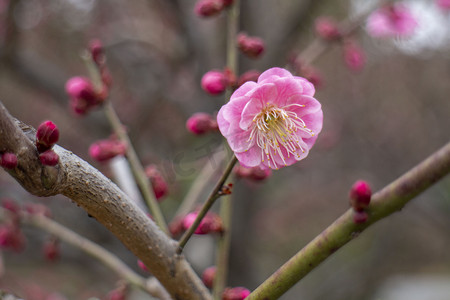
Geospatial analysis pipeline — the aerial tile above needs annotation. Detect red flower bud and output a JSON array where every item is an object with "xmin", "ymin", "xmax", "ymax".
[
  {"xmin": 39, "ymin": 150, "xmax": 59, "ymax": 166},
  {"xmin": 36, "ymin": 121, "xmax": 59, "ymax": 153},
  {"xmin": 343, "ymin": 40, "xmax": 366, "ymax": 72},
  {"xmin": 222, "ymin": 287, "xmax": 251, "ymax": 300},
  {"xmin": 221, "ymin": 0, "xmax": 234, "ymax": 7},
  {"xmin": 315, "ymin": 17, "xmax": 342, "ymax": 40},
  {"xmin": 194, "ymin": 0, "xmax": 223, "ymax": 17},
  {"xmin": 202, "ymin": 266, "xmax": 216, "ymax": 289},
  {"xmin": 237, "ymin": 33, "xmax": 265, "ymax": 59},
  {"xmin": 349, "ymin": 180, "xmax": 372, "ymax": 212},
  {"xmin": 186, "ymin": 113, "xmax": 218, "ymax": 135},
  {"xmin": 201, "ymin": 70, "xmax": 227, "ymax": 95},
  {"xmin": 145, "ymin": 164, "xmax": 169, "ymax": 201},
  {"xmin": 234, "ymin": 165, "xmax": 271, "ymax": 181},
  {"xmin": 88, "ymin": 38, "xmax": 105, "ymax": 65},
  {"xmin": 43, "ymin": 239, "xmax": 60, "ymax": 261},
  {"xmin": 89, "ymin": 139, "xmax": 127, "ymax": 162},
  {"xmin": 65, "ymin": 76, "xmax": 104, "ymax": 115},
  {"xmin": 0, "ymin": 152, "xmax": 18, "ymax": 169}
]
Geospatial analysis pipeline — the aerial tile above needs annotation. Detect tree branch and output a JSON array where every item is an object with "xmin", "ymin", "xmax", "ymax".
[
  {"xmin": 0, "ymin": 101, "xmax": 211, "ymax": 300},
  {"xmin": 246, "ymin": 141, "xmax": 450, "ymax": 300}
]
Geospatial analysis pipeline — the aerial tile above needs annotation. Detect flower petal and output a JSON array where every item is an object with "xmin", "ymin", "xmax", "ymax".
[
  {"xmin": 230, "ymin": 81, "xmax": 257, "ymax": 101},
  {"xmin": 294, "ymin": 77, "xmax": 315, "ymax": 97},
  {"xmin": 235, "ymin": 145, "xmax": 262, "ymax": 168},
  {"xmin": 285, "ymin": 95, "xmax": 322, "ymax": 118},
  {"xmin": 258, "ymin": 67, "xmax": 293, "ymax": 83},
  {"xmin": 239, "ymin": 98, "xmax": 263, "ymax": 130}
]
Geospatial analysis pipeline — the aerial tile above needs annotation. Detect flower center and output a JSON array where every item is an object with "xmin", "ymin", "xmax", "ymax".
[{"xmin": 247, "ymin": 103, "xmax": 314, "ymax": 169}]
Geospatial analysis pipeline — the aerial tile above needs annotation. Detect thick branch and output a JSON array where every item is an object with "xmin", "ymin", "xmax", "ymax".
[
  {"xmin": 247, "ymin": 141, "xmax": 450, "ymax": 300},
  {"xmin": 0, "ymin": 102, "xmax": 211, "ymax": 300}
]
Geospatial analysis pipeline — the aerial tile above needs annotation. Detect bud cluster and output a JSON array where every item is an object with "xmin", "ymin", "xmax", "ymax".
[
  {"xmin": 349, "ymin": 180, "xmax": 372, "ymax": 224},
  {"xmin": 36, "ymin": 120, "xmax": 60, "ymax": 166}
]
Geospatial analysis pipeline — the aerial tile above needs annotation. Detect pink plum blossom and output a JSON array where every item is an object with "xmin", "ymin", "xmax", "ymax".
[
  {"xmin": 366, "ymin": 3, "xmax": 418, "ymax": 38},
  {"xmin": 436, "ymin": 0, "xmax": 450, "ymax": 11},
  {"xmin": 217, "ymin": 67, "xmax": 323, "ymax": 170}
]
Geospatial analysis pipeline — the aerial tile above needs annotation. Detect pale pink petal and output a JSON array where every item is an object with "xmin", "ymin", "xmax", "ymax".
[
  {"xmin": 235, "ymin": 145, "xmax": 262, "ymax": 168},
  {"xmin": 221, "ymin": 96, "xmax": 249, "ymax": 123},
  {"xmin": 239, "ymin": 98, "xmax": 263, "ymax": 130},
  {"xmin": 246, "ymin": 82, "xmax": 277, "ymax": 102},
  {"xmin": 227, "ymin": 129, "xmax": 253, "ymax": 152},
  {"xmin": 230, "ymin": 81, "xmax": 257, "ymax": 101},
  {"xmin": 271, "ymin": 77, "xmax": 304, "ymax": 107},
  {"xmin": 302, "ymin": 109, "xmax": 324, "ymax": 137},
  {"xmin": 257, "ymin": 67, "xmax": 293, "ymax": 83},
  {"xmin": 294, "ymin": 77, "xmax": 315, "ymax": 97},
  {"xmin": 285, "ymin": 95, "xmax": 322, "ymax": 117},
  {"xmin": 216, "ymin": 107, "xmax": 230, "ymax": 136}
]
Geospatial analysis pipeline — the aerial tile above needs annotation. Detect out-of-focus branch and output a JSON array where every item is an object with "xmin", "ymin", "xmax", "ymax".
[
  {"xmin": 0, "ymin": 101, "xmax": 211, "ymax": 300},
  {"xmin": 247, "ymin": 141, "xmax": 450, "ymax": 300},
  {"xmin": 0, "ymin": 208, "xmax": 170, "ymax": 299}
]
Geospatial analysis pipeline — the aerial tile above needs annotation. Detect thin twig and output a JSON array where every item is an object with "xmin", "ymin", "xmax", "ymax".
[
  {"xmin": 103, "ymin": 102, "xmax": 169, "ymax": 234},
  {"xmin": 212, "ymin": 2, "xmax": 240, "ymax": 298},
  {"xmin": 246, "ymin": 141, "xmax": 450, "ymax": 300},
  {"xmin": 177, "ymin": 155, "xmax": 238, "ymax": 254}
]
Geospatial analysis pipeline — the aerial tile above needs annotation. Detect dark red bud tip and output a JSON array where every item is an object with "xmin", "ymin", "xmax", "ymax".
[
  {"xmin": 39, "ymin": 150, "xmax": 59, "ymax": 166},
  {"xmin": 0, "ymin": 153, "xmax": 18, "ymax": 169},
  {"xmin": 202, "ymin": 266, "xmax": 216, "ymax": 289},
  {"xmin": 36, "ymin": 120, "xmax": 59, "ymax": 153},
  {"xmin": 220, "ymin": 183, "xmax": 233, "ymax": 195},
  {"xmin": 88, "ymin": 38, "xmax": 105, "ymax": 65},
  {"xmin": 43, "ymin": 240, "xmax": 60, "ymax": 262},
  {"xmin": 353, "ymin": 211, "xmax": 369, "ymax": 224},
  {"xmin": 222, "ymin": 287, "xmax": 251, "ymax": 300},
  {"xmin": 145, "ymin": 164, "xmax": 169, "ymax": 201},
  {"xmin": 350, "ymin": 180, "xmax": 372, "ymax": 211}
]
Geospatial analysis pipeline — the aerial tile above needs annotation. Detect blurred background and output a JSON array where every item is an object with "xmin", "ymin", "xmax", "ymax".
[{"xmin": 0, "ymin": 0, "xmax": 449, "ymax": 299}]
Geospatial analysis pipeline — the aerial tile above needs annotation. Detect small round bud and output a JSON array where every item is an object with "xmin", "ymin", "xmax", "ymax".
[
  {"xmin": 186, "ymin": 113, "xmax": 218, "ymax": 135},
  {"xmin": 169, "ymin": 217, "xmax": 184, "ymax": 237},
  {"xmin": 145, "ymin": 164, "xmax": 169, "ymax": 201},
  {"xmin": 0, "ymin": 152, "xmax": 18, "ymax": 169},
  {"xmin": 89, "ymin": 139, "xmax": 127, "ymax": 162},
  {"xmin": 201, "ymin": 70, "xmax": 227, "ymax": 95},
  {"xmin": 315, "ymin": 17, "xmax": 342, "ymax": 40},
  {"xmin": 194, "ymin": 0, "xmax": 223, "ymax": 17},
  {"xmin": 36, "ymin": 120, "xmax": 59, "ymax": 153},
  {"xmin": 222, "ymin": 287, "xmax": 251, "ymax": 300},
  {"xmin": 88, "ymin": 38, "xmax": 104, "ymax": 65},
  {"xmin": 39, "ymin": 150, "xmax": 59, "ymax": 166},
  {"xmin": 353, "ymin": 210, "xmax": 369, "ymax": 224},
  {"xmin": 343, "ymin": 40, "xmax": 365, "ymax": 72},
  {"xmin": 349, "ymin": 180, "xmax": 372, "ymax": 211},
  {"xmin": 202, "ymin": 266, "xmax": 216, "ymax": 289},
  {"xmin": 43, "ymin": 239, "xmax": 60, "ymax": 261},
  {"xmin": 65, "ymin": 76, "xmax": 99, "ymax": 105},
  {"xmin": 237, "ymin": 33, "xmax": 265, "ymax": 59},
  {"xmin": 237, "ymin": 70, "xmax": 261, "ymax": 87}
]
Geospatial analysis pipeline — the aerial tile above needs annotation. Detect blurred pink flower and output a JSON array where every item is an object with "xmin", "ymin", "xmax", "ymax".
[
  {"xmin": 343, "ymin": 40, "xmax": 366, "ymax": 72},
  {"xmin": 437, "ymin": 0, "xmax": 450, "ymax": 11},
  {"xmin": 366, "ymin": 3, "xmax": 418, "ymax": 38},
  {"xmin": 217, "ymin": 67, "xmax": 323, "ymax": 170}
]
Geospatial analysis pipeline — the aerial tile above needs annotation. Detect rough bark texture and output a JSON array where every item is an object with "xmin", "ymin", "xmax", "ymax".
[{"xmin": 0, "ymin": 102, "xmax": 211, "ymax": 300}]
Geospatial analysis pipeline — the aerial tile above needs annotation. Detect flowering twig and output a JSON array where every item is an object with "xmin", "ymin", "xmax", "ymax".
[
  {"xmin": 213, "ymin": 2, "xmax": 240, "ymax": 299},
  {"xmin": 0, "ymin": 208, "xmax": 170, "ymax": 300},
  {"xmin": 0, "ymin": 102, "xmax": 210, "ymax": 300},
  {"xmin": 103, "ymin": 101, "xmax": 169, "ymax": 235},
  {"xmin": 176, "ymin": 155, "xmax": 238, "ymax": 254},
  {"xmin": 246, "ymin": 141, "xmax": 450, "ymax": 300}
]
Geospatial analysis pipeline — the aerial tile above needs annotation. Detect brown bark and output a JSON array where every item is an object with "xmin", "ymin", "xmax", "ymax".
[{"xmin": 0, "ymin": 102, "xmax": 211, "ymax": 300}]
